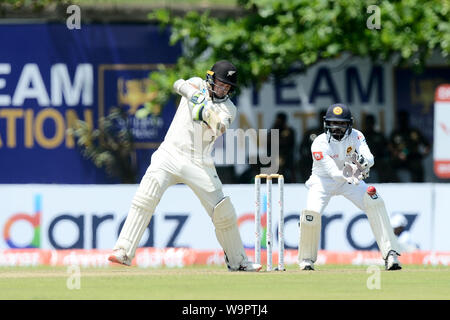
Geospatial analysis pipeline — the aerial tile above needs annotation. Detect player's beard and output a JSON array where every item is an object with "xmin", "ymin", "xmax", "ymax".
[{"xmin": 330, "ymin": 127, "xmax": 346, "ymax": 140}]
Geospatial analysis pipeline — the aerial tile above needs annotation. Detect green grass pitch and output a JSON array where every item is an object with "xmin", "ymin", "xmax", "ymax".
[{"xmin": 0, "ymin": 264, "xmax": 449, "ymax": 300}]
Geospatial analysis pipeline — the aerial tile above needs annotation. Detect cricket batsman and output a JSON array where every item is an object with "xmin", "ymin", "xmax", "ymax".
[
  {"xmin": 108, "ymin": 60, "xmax": 262, "ymax": 272},
  {"xmin": 298, "ymin": 103, "xmax": 403, "ymax": 271}
]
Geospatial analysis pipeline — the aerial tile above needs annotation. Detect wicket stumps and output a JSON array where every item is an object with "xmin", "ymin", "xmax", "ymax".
[{"xmin": 254, "ymin": 174, "xmax": 285, "ymax": 271}]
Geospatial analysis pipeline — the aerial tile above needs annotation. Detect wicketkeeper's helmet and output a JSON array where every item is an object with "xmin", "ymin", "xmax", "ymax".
[{"xmin": 323, "ymin": 103, "xmax": 353, "ymax": 141}]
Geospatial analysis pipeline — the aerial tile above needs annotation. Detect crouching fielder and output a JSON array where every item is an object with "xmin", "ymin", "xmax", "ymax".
[
  {"xmin": 108, "ymin": 60, "xmax": 261, "ymax": 272},
  {"xmin": 298, "ymin": 103, "xmax": 402, "ymax": 271}
]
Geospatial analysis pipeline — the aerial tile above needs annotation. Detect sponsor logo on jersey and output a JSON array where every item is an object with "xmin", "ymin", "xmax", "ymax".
[{"xmin": 313, "ymin": 151, "xmax": 323, "ymax": 160}]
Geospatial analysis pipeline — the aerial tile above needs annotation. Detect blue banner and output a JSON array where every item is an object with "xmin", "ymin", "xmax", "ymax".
[{"xmin": 0, "ymin": 24, "xmax": 181, "ymax": 183}]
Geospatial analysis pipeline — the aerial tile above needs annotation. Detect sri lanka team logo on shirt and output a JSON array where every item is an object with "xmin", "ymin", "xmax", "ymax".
[
  {"xmin": 313, "ymin": 151, "xmax": 323, "ymax": 160},
  {"xmin": 346, "ymin": 147, "xmax": 352, "ymax": 154}
]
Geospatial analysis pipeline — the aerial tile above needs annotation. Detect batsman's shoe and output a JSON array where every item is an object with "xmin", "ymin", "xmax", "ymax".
[
  {"xmin": 299, "ymin": 259, "xmax": 315, "ymax": 271},
  {"xmin": 228, "ymin": 260, "xmax": 262, "ymax": 272},
  {"xmin": 385, "ymin": 250, "xmax": 402, "ymax": 271},
  {"xmin": 108, "ymin": 249, "xmax": 132, "ymax": 266}
]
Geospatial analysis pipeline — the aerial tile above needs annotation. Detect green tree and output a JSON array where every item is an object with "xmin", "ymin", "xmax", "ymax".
[
  {"xmin": 143, "ymin": 0, "xmax": 450, "ymax": 117},
  {"xmin": 68, "ymin": 107, "xmax": 138, "ymax": 183},
  {"xmin": 0, "ymin": 0, "xmax": 67, "ymax": 10}
]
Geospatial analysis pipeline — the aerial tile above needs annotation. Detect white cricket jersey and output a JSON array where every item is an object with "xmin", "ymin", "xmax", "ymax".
[
  {"xmin": 310, "ymin": 129, "xmax": 374, "ymax": 182},
  {"xmin": 159, "ymin": 77, "xmax": 236, "ymax": 164}
]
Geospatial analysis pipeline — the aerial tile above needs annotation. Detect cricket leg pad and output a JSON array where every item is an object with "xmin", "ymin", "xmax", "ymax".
[
  {"xmin": 298, "ymin": 210, "xmax": 321, "ymax": 264},
  {"xmin": 363, "ymin": 191, "xmax": 402, "ymax": 260},
  {"xmin": 212, "ymin": 197, "xmax": 248, "ymax": 270},
  {"xmin": 114, "ymin": 175, "xmax": 161, "ymax": 259}
]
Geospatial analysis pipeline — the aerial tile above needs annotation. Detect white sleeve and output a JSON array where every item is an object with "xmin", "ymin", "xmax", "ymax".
[
  {"xmin": 217, "ymin": 103, "xmax": 236, "ymax": 130},
  {"xmin": 173, "ymin": 77, "xmax": 203, "ymax": 101},
  {"xmin": 311, "ymin": 142, "xmax": 347, "ymax": 183},
  {"xmin": 355, "ymin": 132, "xmax": 375, "ymax": 168},
  {"xmin": 320, "ymin": 155, "xmax": 347, "ymax": 183},
  {"xmin": 204, "ymin": 103, "xmax": 235, "ymax": 136}
]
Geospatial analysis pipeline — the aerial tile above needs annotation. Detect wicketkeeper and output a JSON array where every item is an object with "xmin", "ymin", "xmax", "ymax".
[
  {"xmin": 298, "ymin": 103, "xmax": 403, "ymax": 271},
  {"xmin": 109, "ymin": 60, "xmax": 262, "ymax": 272}
]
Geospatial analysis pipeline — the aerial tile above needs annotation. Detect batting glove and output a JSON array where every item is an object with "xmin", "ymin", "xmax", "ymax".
[
  {"xmin": 190, "ymin": 92, "xmax": 206, "ymax": 104},
  {"xmin": 191, "ymin": 100, "xmax": 213, "ymax": 122}
]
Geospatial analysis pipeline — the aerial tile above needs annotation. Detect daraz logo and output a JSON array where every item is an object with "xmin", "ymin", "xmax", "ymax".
[{"xmin": 3, "ymin": 194, "xmax": 41, "ymax": 248}]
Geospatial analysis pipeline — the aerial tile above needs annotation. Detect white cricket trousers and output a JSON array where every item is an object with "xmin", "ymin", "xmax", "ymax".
[
  {"xmin": 114, "ymin": 147, "xmax": 225, "ymax": 259},
  {"xmin": 147, "ymin": 147, "xmax": 225, "ymax": 214},
  {"xmin": 302, "ymin": 174, "xmax": 401, "ymax": 259}
]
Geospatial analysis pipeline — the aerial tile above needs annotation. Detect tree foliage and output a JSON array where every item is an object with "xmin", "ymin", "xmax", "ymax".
[
  {"xmin": 143, "ymin": 0, "xmax": 450, "ymax": 116},
  {"xmin": 0, "ymin": 0, "xmax": 67, "ymax": 10},
  {"xmin": 68, "ymin": 107, "xmax": 138, "ymax": 183}
]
